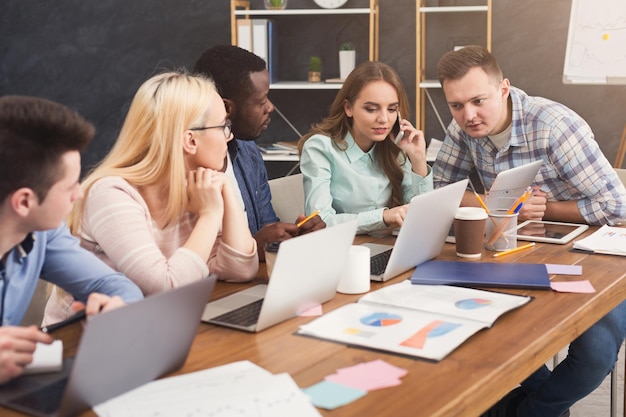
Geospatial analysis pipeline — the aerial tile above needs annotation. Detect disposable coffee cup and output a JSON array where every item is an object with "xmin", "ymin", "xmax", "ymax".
[
  {"xmin": 264, "ymin": 241, "xmax": 281, "ymax": 278},
  {"xmin": 454, "ymin": 207, "xmax": 488, "ymax": 258}
]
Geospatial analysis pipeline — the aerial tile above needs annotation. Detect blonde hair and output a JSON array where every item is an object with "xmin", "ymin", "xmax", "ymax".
[
  {"xmin": 298, "ymin": 61, "xmax": 410, "ymax": 208},
  {"xmin": 68, "ymin": 71, "xmax": 218, "ymax": 233}
]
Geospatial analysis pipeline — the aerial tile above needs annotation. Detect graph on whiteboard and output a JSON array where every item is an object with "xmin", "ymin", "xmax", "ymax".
[{"xmin": 563, "ymin": 0, "xmax": 626, "ymax": 84}]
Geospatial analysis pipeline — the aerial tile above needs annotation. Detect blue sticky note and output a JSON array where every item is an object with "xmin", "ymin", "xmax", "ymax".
[{"xmin": 302, "ymin": 380, "xmax": 367, "ymax": 410}]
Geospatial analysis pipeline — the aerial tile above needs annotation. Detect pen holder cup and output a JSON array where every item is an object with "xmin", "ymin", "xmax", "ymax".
[
  {"xmin": 264, "ymin": 241, "xmax": 281, "ymax": 278},
  {"xmin": 485, "ymin": 213, "xmax": 518, "ymax": 251},
  {"xmin": 454, "ymin": 207, "xmax": 488, "ymax": 258}
]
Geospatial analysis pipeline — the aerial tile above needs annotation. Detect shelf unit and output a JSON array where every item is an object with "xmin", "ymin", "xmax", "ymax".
[
  {"xmin": 415, "ymin": 0, "xmax": 492, "ymax": 132},
  {"xmin": 230, "ymin": 0, "xmax": 379, "ymax": 91}
]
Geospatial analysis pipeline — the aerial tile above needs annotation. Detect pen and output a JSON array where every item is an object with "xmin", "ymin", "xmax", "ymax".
[
  {"xmin": 506, "ymin": 187, "xmax": 533, "ymax": 215},
  {"xmin": 41, "ymin": 310, "xmax": 86, "ymax": 333},
  {"xmin": 492, "ymin": 242, "xmax": 535, "ymax": 258},
  {"xmin": 297, "ymin": 210, "xmax": 320, "ymax": 228},
  {"xmin": 487, "ymin": 188, "xmax": 534, "ymax": 246}
]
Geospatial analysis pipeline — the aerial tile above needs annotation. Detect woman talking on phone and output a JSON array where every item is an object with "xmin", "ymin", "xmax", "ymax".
[{"xmin": 298, "ymin": 61, "xmax": 433, "ymax": 234}]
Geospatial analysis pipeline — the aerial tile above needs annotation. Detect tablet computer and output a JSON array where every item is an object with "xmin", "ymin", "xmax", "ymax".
[
  {"xmin": 516, "ymin": 220, "xmax": 589, "ymax": 244},
  {"xmin": 485, "ymin": 160, "xmax": 543, "ymax": 212}
]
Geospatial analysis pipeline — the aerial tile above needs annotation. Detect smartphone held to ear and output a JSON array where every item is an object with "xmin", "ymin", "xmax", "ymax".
[{"xmin": 391, "ymin": 111, "xmax": 404, "ymax": 145}]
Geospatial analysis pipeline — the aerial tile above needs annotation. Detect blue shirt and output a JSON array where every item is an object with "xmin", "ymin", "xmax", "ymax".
[
  {"xmin": 228, "ymin": 139, "xmax": 280, "ymax": 235},
  {"xmin": 433, "ymin": 86, "xmax": 626, "ymax": 225},
  {"xmin": 0, "ymin": 223, "xmax": 143, "ymax": 326},
  {"xmin": 300, "ymin": 133, "xmax": 433, "ymax": 234}
]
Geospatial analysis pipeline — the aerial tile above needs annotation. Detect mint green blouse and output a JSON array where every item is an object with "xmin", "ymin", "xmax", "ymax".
[{"xmin": 300, "ymin": 133, "xmax": 433, "ymax": 234}]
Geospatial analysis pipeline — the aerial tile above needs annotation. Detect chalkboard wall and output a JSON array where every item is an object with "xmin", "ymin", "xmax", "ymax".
[{"xmin": 2, "ymin": 0, "xmax": 625, "ymax": 174}]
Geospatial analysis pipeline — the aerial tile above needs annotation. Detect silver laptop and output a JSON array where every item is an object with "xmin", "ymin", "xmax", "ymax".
[
  {"xmin": 202, "ymin": 219, "xmax": 358, "ymax": 332},
  {"xmin": 365, "ymin": 179, "xmax": 468, "ymax": 281},
  {"xmin": 0, "ymin": 277, "xmax": 216, "ymax": 417},
  {"xmin": 485, "ymin": 160, "xmax": 543, "ymax": 212}
]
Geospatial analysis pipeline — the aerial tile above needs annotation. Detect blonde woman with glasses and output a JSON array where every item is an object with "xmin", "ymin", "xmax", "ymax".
[{"xmin": 43, "ymin": 71, "xmax": 258, "ymax": 325}]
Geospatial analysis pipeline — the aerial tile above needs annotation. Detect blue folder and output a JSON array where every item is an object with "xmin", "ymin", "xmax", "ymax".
[{"xmin": 410, "ymin": 260, "xmax": 551, "ymax": 290}]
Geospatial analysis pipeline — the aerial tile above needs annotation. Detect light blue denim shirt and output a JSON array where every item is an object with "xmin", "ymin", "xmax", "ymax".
[
  {"xmin": 300, "ymin": 132, "xmax": 433, "ymax": 234},
  {"xmin": 0, "ymin": 223, "xmax": 143, "ymax": 326}
]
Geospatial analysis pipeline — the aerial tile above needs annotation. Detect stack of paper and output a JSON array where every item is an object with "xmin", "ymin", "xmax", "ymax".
[
  {"xmin": 257, "ymin": 142, "xmax": 298, "ymax": 155},
  {"xmin": 297, "ymin": 281, "xmax": 530, "ymax": 361},
  {"xmin": 93, "ymin": 361, "xmax": 320, "ymax": 417},
  {"xmin": 426, "ymin": 138, "xmax": 443, "ymax": 162},
  {"xmin": 24, "ymin": 340, "xmax": 63, "ymax": 375},
  {"xmin": 573, "ymin": 225, "xmax": 626, "ymax": 256}
]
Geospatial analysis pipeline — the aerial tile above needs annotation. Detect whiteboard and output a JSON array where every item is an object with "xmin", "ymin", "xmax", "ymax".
[{"xmin": 563, "ymin": 0, "xmax": 626, "ymax": 84}]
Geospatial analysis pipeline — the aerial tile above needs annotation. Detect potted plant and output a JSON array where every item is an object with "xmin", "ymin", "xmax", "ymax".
[
  {"xmin": 339, "ymin": 42, "xmax": 356, "ymax": 80},
  {"xmin": 308, "ymin": 56, "xmax": 322, "ymax": 83},
  {"xmin": 264, "ymin": 0, "xmax": 287, "ymax": 10}
]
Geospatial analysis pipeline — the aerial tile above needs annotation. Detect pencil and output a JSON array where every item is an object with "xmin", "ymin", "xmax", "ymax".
[
  {"xmin": 41, "ymin": 310, "xmax": 86, "ymax": 333},
  {"xmin": 492, "ymin": 242, "xmax": 535, "ymax": 258},
  {"xmin": 297, "ymin": 210, "xmax": 320, "ymax": 228},
  {"xmin": 468, "ymin": 179, "xmax": 490, "ymax": 214},
  {"xmin": 506, "ymin": 187, "xmax": 533, "ymax": 215}
]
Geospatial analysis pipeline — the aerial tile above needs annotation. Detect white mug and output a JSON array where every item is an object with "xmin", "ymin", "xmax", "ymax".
[{"xmin": 336, "ymin": 245, "xmax": 371, "ymax": 294}]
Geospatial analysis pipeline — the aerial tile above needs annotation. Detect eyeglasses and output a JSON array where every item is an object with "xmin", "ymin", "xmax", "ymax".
[{"xmin": 189, "ymin": 120, "xmax": 232, "ymax": 139}]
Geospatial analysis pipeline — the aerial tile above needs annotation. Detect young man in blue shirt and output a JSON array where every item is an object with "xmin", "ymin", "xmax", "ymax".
[
  {"xmin": 0, "ymin": 95, "xmax": 143, "ymax": 384},
  {"xmin": 194, "ymin": 45, "xmax": 325, "ymax": 260},
  {"xmin": 434, "ymin": 45, "xmax": 626, "ymax": 417}
]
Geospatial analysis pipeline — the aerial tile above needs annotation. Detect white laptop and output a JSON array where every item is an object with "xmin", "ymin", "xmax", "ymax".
[
  {"xmin": 485, "ymin": 160, "xmax": 543, "ymax": 212},
  {"xmin": 365, "ymin": 179, "xmax": 468, "ymax": 282},
  {"xmin": 202, "ymin": 219, "xmax": 358, "ymax": 332},
  {"xmin": 0, "ymin": 278, "xmax": 216, "ymax": 417}
]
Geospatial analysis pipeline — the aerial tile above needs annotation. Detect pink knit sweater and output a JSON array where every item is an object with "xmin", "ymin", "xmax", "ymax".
[{"xmin": 43, "ymin": 176, "xmax": 258, "ymax": 325}]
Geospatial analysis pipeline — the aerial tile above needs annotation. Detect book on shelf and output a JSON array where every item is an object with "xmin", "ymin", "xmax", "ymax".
[
  {"xmin": 297, "ymin": 280, "xmax": 531, "ymax": 361},
  {"xmin": 572, "ymin": 225, "xmax": 626, "ymax": 256},
  {"xmin": 236, "ymin": 19, "xmax": 252, "ymax": 52},
  {"xmin": 257, "ymin": 142, "xmax": 298, "ymax": 155},
  {"xmin": 249, "ymin": 19, "xmax": 278, "ymax": 83}
]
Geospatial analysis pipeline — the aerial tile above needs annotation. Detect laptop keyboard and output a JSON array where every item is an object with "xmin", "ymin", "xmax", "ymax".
[
  {"xmin": 211, "ymin": 298, "xmax": 264, "ymax": 328},
  {"xmin": 9, "ymin": 377, "xmax": 67, "ymax": 415},
  {"xmin": 370, "ymin": 248, "xmax": 393, "ymax": 276}
]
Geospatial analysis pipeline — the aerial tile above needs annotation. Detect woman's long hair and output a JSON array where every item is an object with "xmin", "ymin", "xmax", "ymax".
[
  {"xmin": 68, "ymin": 71, "xmax": 218, "ymax": 233},
  {"xmin": 298, "ymin": 61, "xmax": 410, "ymax": 208}
]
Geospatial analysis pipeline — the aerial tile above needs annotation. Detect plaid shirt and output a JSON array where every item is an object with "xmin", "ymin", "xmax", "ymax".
[{"xmin": 433, "ymin": 86, "xmax": 626, "ymax": 225}]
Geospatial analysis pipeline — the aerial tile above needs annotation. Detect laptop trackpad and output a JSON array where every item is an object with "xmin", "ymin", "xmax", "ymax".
[
  {"xmin": 202, "ymin": 284, "xmax": 267, "ymax": 320},
  {"xmin": 361, "ymin": 242, "xmax": 393, "ymax": 256}
]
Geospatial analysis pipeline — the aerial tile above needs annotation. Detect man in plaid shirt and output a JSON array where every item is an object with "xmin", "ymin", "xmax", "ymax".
[{"xmin": 434, "ymin": 45, "xmax": 626, "ymax": 417}]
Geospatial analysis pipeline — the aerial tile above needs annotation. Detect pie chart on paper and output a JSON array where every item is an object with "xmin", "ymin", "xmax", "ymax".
[{"xmin": 360, "ymin": 312, "xmax": 403, "ymax": 327}]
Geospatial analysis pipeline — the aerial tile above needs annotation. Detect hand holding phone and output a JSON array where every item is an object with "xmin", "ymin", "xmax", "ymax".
[{"xmin": 391, "ymin": 111, "xmax": 404, "ymax": 145}]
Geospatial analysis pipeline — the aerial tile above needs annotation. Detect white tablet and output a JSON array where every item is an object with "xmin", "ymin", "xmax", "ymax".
[
  {"xmin": 486, "ymin": 160, "xmax": 543, "ymax": 212},
  {"xmin": 516, "ymin": 220, "xmax": 589, "ymax": 244}
]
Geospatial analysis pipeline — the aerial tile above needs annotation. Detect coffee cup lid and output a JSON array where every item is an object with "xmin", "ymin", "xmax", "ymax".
[{"xmin": 454, "ymin": 207, "xmax": 488, "ymax": 220}]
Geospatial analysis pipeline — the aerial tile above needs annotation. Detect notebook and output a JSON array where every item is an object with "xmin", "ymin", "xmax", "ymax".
[
  {"xmin": 0, "ymin": 278, "xmax": 216, "ymax": 417},
  {"xmin": 202, "ymin": 219, "xmax": 358, "ymax": 332},
  {"xmin": 365, "ymin": 179, "xmax": 468, "ymax": 282},
  {"xmin": 485, "ymin": 160, "xmax": 543, "ymax": 212},
  {"xmin": 410, "ymin": 260, "xmax": 551, "ymax": 289}
]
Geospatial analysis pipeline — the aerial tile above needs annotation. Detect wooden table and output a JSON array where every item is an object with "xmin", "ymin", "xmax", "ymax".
[{"xmin": 4, "ymin": 228, "xmax": 626, "ymax": 417}]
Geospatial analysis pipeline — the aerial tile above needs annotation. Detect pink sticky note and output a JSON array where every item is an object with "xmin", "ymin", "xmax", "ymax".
[
  {"xmin": 551, "ymin": 280, "xmax": 596, "ymax": 293},
  {"xmin": 325, "ymin": 360, "xmax": 408, "ymax": 391},
  {"xmin": 546, "ymin": 264, "xmax": 583, "ymax": 275},
  {"xmin": 298, "ymin": 304, "xmax": 323, "ymax": 316}
]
